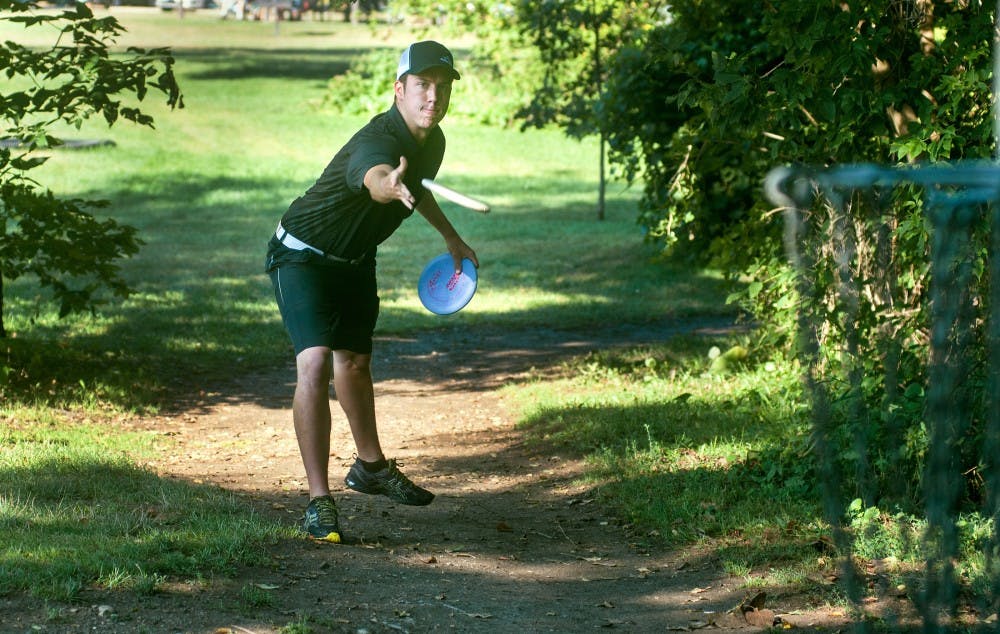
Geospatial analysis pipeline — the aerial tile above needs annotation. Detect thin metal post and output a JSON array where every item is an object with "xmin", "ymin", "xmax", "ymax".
[{"xmin": 994, "ymin": 0, "xmax": 1000, "ymax": 158}]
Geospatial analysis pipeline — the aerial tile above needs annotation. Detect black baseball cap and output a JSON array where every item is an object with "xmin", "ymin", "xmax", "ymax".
[{"xmin": 396, "ymin": 40, "xmax": 461, "ymax": 81}]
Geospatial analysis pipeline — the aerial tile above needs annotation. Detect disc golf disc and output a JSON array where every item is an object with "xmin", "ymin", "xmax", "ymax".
[{"xmin": 418, "ymin": 254, "xmax": 477, "ymax": 315}]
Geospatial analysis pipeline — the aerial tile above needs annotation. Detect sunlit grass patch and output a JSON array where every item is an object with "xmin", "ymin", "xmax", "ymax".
[
  {"xmin": 508, "ymin": 330, "xmax": 1000, "ymax": 610},
  {"xmin": 508, "ymin": 334, "xmax": 830, "ymax": 588},
  {"xmin": 0, "ymin": 426, "xmax": 293, "ymax": 601}
]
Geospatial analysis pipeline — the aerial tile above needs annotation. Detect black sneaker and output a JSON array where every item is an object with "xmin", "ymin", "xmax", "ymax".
[
  {"xmin": 344, "ymin": 458, "xmax": 435, "ymax": 506},
  {"xmin": 302, "ymin": 495, "xmax": 342, "ymax": 543}
]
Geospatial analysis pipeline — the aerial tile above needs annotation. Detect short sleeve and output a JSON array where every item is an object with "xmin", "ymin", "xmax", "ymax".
[{"xmin": 345, "ymin": 132, "xmax": 400, "ymax": 192}]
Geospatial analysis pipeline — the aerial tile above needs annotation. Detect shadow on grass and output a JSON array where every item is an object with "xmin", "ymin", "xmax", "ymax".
[
  {"xmin": 0, "ymin": 454, "xmax": 284, "ymax": 602},
  {"xmin": 176, "ymin": 46, "xmax": 362, "ymax": 81},
  {"xmin": 492, "ymin": 379, "xmax": 829, "ymax": 616},
  {"xmin": 513, "ymin": 369, "xmax": 820, "ymax": 541},
  {"xmin": 173, "ymin": 44, "xmax": 475, "ymax": 82}
]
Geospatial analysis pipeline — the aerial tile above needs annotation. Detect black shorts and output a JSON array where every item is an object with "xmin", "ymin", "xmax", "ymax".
[{"xmin": 269, "ymin": 260, "xmax": 379, "ymax": 356}]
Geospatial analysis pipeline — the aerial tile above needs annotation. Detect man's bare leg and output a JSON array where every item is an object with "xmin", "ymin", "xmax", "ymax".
[
  {"xmin": 333, "ymin": 349, "xmax": 384, "ymax": 463},
  {"xmin": 334, "ymin": 349, "xmax": 434, "ymax": 505},
  {"xmin": 293, "ymin": 346, "xmax": 334, "ymax": 499}
]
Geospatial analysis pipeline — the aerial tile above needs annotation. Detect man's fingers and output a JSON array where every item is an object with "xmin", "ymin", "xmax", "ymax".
[
  {"xmin": 384, "ymin": 157, "xmax": 414, "ymax": 208},
  {"xmin": 392, "ymin": 157, "xmax": 414, "ymax": 208},
  {"xmin": 397, "ymin": 180, "xmax": 415, "ymax": 209}
]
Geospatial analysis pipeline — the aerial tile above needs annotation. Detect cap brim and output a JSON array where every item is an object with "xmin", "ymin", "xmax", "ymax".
[{"xmin": 406, "ymin": 64, "xmax": 461, "ymax": 80}]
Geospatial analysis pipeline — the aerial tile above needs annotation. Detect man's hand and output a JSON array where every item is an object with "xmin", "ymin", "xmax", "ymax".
[
  {"xmin": 364, "ymin": 157, "xmax": 416, "ymax": 209},
  {"xmin": 445, "ymin": 235, "xmax": 478, "ymax": 273}
]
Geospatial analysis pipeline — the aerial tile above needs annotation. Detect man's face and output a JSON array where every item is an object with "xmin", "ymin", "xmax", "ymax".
[{"xmin": 395, "ymin": 68, "xmax": 453, "ymax": 138}]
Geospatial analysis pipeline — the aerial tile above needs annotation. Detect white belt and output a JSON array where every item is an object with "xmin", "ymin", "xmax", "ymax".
[
  {"xmin": 275, "ymin": 222, "xmax": 367, "ymax": 265},
  {"xmin": 275, "ymin": 222, "xmax": 323, "ymax": 254}
]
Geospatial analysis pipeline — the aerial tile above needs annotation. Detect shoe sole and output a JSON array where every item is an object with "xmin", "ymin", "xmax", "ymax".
[
  {"xmin": 305, "ymin": 529, "xmax": 342, "ymax": 544},
  {"xmin": 344, "ymin": 476, "xmax": 378, "ymax": 495}
]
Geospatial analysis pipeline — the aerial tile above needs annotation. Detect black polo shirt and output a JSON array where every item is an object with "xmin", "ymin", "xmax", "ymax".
[{"xmin": 270, "ymin": 103, "xmax": 445, "ymax": 265}]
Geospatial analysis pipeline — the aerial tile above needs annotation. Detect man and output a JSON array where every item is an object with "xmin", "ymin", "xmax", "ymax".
[{"xmin": 265, "ymin": 40, "xmax": 478, "ymax": 543}]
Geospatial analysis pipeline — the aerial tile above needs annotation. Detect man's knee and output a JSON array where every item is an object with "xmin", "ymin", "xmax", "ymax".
[
  {"xmin": 297, "ymin": 346, "xmax": 333, "ymax": 386},
  {"xmin": 333, "ymin": 350, "xmax": 372, "ymax": 376}
]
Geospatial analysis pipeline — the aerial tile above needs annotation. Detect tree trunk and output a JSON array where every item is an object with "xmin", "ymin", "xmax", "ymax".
[
  {"xmin": 594, "ymin": 0, "xmax": 606, "ymax": 221},
  {"xmin": 598, "ymin": 132, "xmax": 606, "ymax": 221},
  {"xmin": 0, "ymin": 271, "xmax": 6, "ymax": 338}
]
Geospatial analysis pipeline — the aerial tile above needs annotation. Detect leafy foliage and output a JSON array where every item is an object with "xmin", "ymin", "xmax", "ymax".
[
  {"xmin": 0, "ymin": 0, "xmax": 182, "ymax": 336},
  {"xmin": 598, "ymin": 0, "xmax": 993, "ymax": 264},
  {"xmin": 511, "ymin": 0, "xmax": 655, "ymax": 137},
  {"xmin": 319, "ymin": 47, "xmax": 399, "ymax": 116}
]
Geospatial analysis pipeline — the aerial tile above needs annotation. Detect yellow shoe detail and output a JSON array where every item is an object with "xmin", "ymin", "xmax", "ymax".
[{"xmin": 321, "ymin": 531, "xmax": 342, "ymax": 544}]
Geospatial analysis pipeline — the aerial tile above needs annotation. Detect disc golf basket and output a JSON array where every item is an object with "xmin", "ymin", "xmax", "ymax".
[{"xmin": 765, "ymin": 163, "xmax": 1000, "ymax": 631}]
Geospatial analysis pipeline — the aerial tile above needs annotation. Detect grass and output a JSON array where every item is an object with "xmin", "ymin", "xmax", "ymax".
[
  {"xmin": 0, "ymin": 420, "xmax": 292, "ymax": 601},
  {"xmin": 507, "ymin": 332, "xmax": 1000, "ymax": 619}
]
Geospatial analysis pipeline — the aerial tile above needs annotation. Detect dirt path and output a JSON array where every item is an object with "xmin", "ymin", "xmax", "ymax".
[{"xmin": 8, "ymin": 318, "xmax": 846, "ymax": 633}]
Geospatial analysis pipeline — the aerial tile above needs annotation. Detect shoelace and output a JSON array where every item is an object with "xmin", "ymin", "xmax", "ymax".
[
  {"xmin": 384, "ymin": 461, "xmax": 416, "ymax": 486},
  {"xmin": 312, "ymin": 497, "xmax": 338, "ymax": 525}
]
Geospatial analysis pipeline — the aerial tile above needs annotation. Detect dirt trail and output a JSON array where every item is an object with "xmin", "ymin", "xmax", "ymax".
[{"xmin": 4, "ymin": 318, "xmax": 845, "ymax": 633}]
